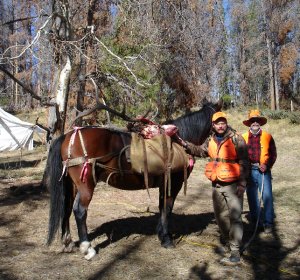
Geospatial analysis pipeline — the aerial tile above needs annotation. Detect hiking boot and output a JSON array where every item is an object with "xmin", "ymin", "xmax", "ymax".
[
  {"xmin": 229, "ymin": 250, "xmax": 241, "ymax": 263},
  {"xmin": 264, "ymin": 225, "xmax": 274, "ymax": 234},
  {"xmin": 220, "ymin": 250, "xmax": 241, "ymax": 265},
  {"xmin": 215, "ymin": 243, "xmax": 230, "ymax": 256}
]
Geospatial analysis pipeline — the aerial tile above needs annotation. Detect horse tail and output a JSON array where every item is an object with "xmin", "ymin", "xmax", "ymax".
[{"xmin": 46, "ymin": 135, "xmax": 66, "ymax": 245}]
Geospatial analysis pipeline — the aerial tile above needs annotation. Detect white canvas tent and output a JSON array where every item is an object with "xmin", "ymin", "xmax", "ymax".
[{"xmin": 0, "ymin": 107, "xmax": 46, "ymax": 152}]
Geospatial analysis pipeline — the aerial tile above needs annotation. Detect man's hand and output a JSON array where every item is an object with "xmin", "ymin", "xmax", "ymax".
[
  {"xmin": 173, "ymin": 134, "xmax": 187, "ymax": 148},
  {"xmin": 236, "ymin": 185, "xmax": 246, "ymax": 197},
  {"xmin": 259, "ymin": 164, "xmax": 267, "ymax": 173}
]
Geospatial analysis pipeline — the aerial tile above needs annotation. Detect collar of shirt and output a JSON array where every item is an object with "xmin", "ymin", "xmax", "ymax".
[{"xmin": 249, "ymin": 128, "xmax": 262, "ymax": 137}]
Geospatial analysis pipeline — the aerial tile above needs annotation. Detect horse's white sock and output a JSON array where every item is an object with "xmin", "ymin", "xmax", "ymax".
[{"xmin": 79, "ymin": 241, "xmax": 90, "ymax": 254}]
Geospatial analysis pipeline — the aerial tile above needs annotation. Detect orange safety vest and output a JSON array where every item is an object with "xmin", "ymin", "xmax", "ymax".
[
  {"xmin": 205, "ymin": 136, "xmax": 240, "ymax": 183},
  {"xmin": 242, "ymin": 131, "xmax": 271, "ymax": 165}
]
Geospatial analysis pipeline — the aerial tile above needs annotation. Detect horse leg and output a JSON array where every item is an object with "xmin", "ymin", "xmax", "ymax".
[
  {"xmin": 73, "ymin": 186, "xmax": 96, "ymax": 260},
  {"xmin": 61, "ymin": 179, "xmax": 76, "ymax": 253},
  {"xmin": 157, "ymin": 175, "xmax": 183, "ymax": 248},
  {"xmin": 157, "ymin": 195, "xmax": 174, "ymax": 248}
]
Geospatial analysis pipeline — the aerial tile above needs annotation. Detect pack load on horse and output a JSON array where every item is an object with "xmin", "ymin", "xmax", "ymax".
[{"xmin": 45, "ymin": 100, "xmax": 222, "ymax": 260}]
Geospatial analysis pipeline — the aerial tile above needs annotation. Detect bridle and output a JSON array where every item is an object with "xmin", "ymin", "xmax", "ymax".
[{"xmin": 205, "ymin": 104, "xmax": 218, "ymax": 114}]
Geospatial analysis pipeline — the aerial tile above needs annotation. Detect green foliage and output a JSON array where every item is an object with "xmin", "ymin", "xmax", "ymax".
[
  {"xmin": 93, "ymin": 33, "xmax": 166, "ymax": 122},
  {"xmin": 264, "ymin": 110, "xmax": 300, "ymax": 125},
  {"xmin": 221, "ymin": 94, "xmax": 232, "ymax": 109},
  {"xmin": 288, "ymin": 112, "xmax": 300, "ymax": 125},
  {"xmin": 0, "ymin": 96, "xmax": 10, "ymax": 107}
]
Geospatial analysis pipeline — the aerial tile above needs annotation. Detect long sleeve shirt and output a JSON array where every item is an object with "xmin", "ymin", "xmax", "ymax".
[{"xmin": 247, "ymin": 130, "xmax": 277, "ymax": 169}]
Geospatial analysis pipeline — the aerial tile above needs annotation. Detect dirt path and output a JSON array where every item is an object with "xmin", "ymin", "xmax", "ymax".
[{"xmin": 0, "ymin": 150, "xmax": 299, "ymax": 280}]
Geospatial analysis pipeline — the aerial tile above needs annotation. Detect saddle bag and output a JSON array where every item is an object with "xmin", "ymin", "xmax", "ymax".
[{"xmin": 130, "ymin": 133, "xmax": 189, "ymax": 175}]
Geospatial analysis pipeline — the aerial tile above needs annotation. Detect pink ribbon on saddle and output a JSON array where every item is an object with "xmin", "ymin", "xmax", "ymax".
[
  {"xmin": 80, "ymin": 161, "xmax": 89, "ymax": 183},
  {"xmin": 189, "ymin": 156, "xmax": 195, "ymax": 172}
]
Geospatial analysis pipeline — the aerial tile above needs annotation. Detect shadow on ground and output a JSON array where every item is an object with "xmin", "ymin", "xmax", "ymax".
[
  {"xmin": 0, "ymin": 181, "xmax": 47, "ymax": 207},
  {"xmin": 242, "ymin": 214, "xmax": 300, "ymax": 279},
  {"xmin": 88, "ymin": 212, "xmax": 215, "ymax": 252},
  {"xmin": 0, "ymin": 159, "xmax": 42, "ymax": 170}
]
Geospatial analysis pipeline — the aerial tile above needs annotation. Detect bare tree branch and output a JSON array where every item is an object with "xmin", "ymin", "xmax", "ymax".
[
  {"xmin": 71, "ymin": 102, "xmax": 137, "ymax": 126},
  {"xmin": 0, "ymin": 14, "xmax": 55, "ymax": 64},
  {"xmin": 93, "ymin": 35, "xmax": 150, "ymax": 87},
  {"xmin": 0, "ymin": 65, "xmax": 55, "ymax": 106},
  {"xmin": 1, "ymin": 14, "xmax": 49, "ymax": 26},
  {"xmin": 89, "ymin": 76, "xmax": 111, "ymax": 124}
]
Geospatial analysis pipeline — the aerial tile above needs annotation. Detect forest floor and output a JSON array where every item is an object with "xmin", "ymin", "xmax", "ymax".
[{"xmin": 0, "ymin": 113, "xmax": 300, "ymax": 280}]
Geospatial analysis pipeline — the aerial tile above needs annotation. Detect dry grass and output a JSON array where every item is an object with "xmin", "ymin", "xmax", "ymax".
[
  {"xmin": 0, "ymin": 109, "xmax": 299, "ymax": 280},
  {"xmin": 0, "ymin": 145, "xmax": 47, "ymax": 180}
]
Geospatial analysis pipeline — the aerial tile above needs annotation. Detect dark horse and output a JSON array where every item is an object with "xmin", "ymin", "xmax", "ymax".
[{"xmin": 45, "ymin": 100, "xmax": 222, "ymax": 259}]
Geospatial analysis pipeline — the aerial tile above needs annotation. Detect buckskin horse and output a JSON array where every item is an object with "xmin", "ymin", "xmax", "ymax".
[{"xmin": 45, "ymin": 100, "xmax": 222, "ymax": 259}]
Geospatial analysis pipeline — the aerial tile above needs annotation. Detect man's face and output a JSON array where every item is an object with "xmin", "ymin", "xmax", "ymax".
[
  {"xmin": 212, "ymin": 118, "xmax": 227, "ymax": 135},
  {"xmin": 250, "ymin": 119, "xmax": 261, "ymax": 133}
]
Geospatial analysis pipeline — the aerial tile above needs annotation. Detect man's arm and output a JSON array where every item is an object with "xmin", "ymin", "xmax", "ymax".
[
  {"xmin": 267, "ymin": 136, "xmax": 277, "ymax": 169},
  {"xmin": 235, "ymin": 134, "xmax": 250, "ymax": 188},
  {"xmin": 185, "ymin": 140, "xmax": 209, "ymax": 158}
]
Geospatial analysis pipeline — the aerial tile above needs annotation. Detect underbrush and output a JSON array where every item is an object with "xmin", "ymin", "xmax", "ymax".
[{"xmin": 264, "ymin": 109, "xmax": 300, "ymax": 124}]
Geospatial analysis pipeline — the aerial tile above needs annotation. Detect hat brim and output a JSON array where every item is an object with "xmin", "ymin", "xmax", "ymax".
[
  {"xmin": 213, "ymin": 117, "xmax": 227, "ymax": 123},
  {"xmin": 243, "ymin": 117, "xmax": 267, "ymax": 127}
]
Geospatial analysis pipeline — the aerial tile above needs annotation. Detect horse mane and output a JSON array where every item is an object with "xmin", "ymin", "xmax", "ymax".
[{"xmin": 166, "ymin": 102, "xmax": 221, "ymax": 145}]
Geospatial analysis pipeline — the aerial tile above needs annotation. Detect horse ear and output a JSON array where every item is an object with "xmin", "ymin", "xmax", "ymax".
[
  {"xmin": 217, "ymin": 99, "xmax": 223, "ymax": 110},
  {"xmin": 200, "ymin": 96, "xmax": 208, "ymax": 105}
]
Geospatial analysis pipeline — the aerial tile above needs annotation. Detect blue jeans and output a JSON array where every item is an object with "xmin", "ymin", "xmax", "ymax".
[{"xmin": 246, "ymin": 167, "xmax": 274, "ymax": 227}]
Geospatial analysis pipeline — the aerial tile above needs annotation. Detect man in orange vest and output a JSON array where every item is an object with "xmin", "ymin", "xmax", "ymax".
[
  {"xmin": 242, "ymin": 110, "xmax": 277, "ymax": 233},
  {"xmin": 179, "ymin": 111, "xmax": 249, "ymax": 264}
]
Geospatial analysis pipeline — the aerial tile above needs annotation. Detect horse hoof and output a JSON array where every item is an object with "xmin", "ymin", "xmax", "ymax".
[
  {"xmin": 80, "ymin": 241, "xmax": 91, "ymax": 254},
  {"xmin": 62, "ymin": 241, "xmax": 75, "ymax": 253},
  {"xmin": 84, "ymin": 247, "xmax": 96, "ymax": 260},
  {"xmin": 161, "ymin": 239, "xmax": 175, "ymax": 249}
]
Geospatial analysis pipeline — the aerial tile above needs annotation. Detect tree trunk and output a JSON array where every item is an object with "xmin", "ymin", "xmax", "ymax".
[
  {"xmin": 262, "ymin": 0, "xmax": 277, "ymax": 111},
  {"xmin": 56, "ymin": 56, "xmax": 72, "ymax": 113},
  {"xmin": 49, "ymin": 0, "xmax": 73, "ymax": 136},
  {"xmin": 266, "ymin": 35, "xmax": 276, "ymax": 110},
  {"xmin": 75, "ymin": 51, "xmax": 87, "ymax": 127},
  {"xmin": 274, "ymin": 59, "xmax": 280, "ymax": 110}
]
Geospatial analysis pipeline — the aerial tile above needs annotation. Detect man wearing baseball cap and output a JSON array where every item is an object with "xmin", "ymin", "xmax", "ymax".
[
  {"xmin": 242, "ymin": 110, "xmax": 277, "ymax": 233},
  {"xmin": 179, "ymin": 111, "xmax": 249, "ymax": 265}
]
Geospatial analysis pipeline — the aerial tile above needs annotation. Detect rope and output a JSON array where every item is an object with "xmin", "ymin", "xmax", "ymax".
[
  {"xmin": 118, "ymin": 145, "xmax": 130, "ymax": 177},
  {"xmin": 78, "ymin": 129, "xmax": 88, "ymax": 157},
  {"xmin": 106, "ymin": 171, "xmax": 118, "ymax": 185},
  {"xmin": 179, "ymin": 235, "xmax": 298, "ymax": 277},
  {"xmin": 241, "ymin": 172, "xmax": 265, "ymax": 253},
  {"xmin": 95, "ymin": 162, "xmax": 133, "ymax": 174},
  {"xmin": 177, "ymin": 236, "xmax": 216, "ymax": 249}
]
